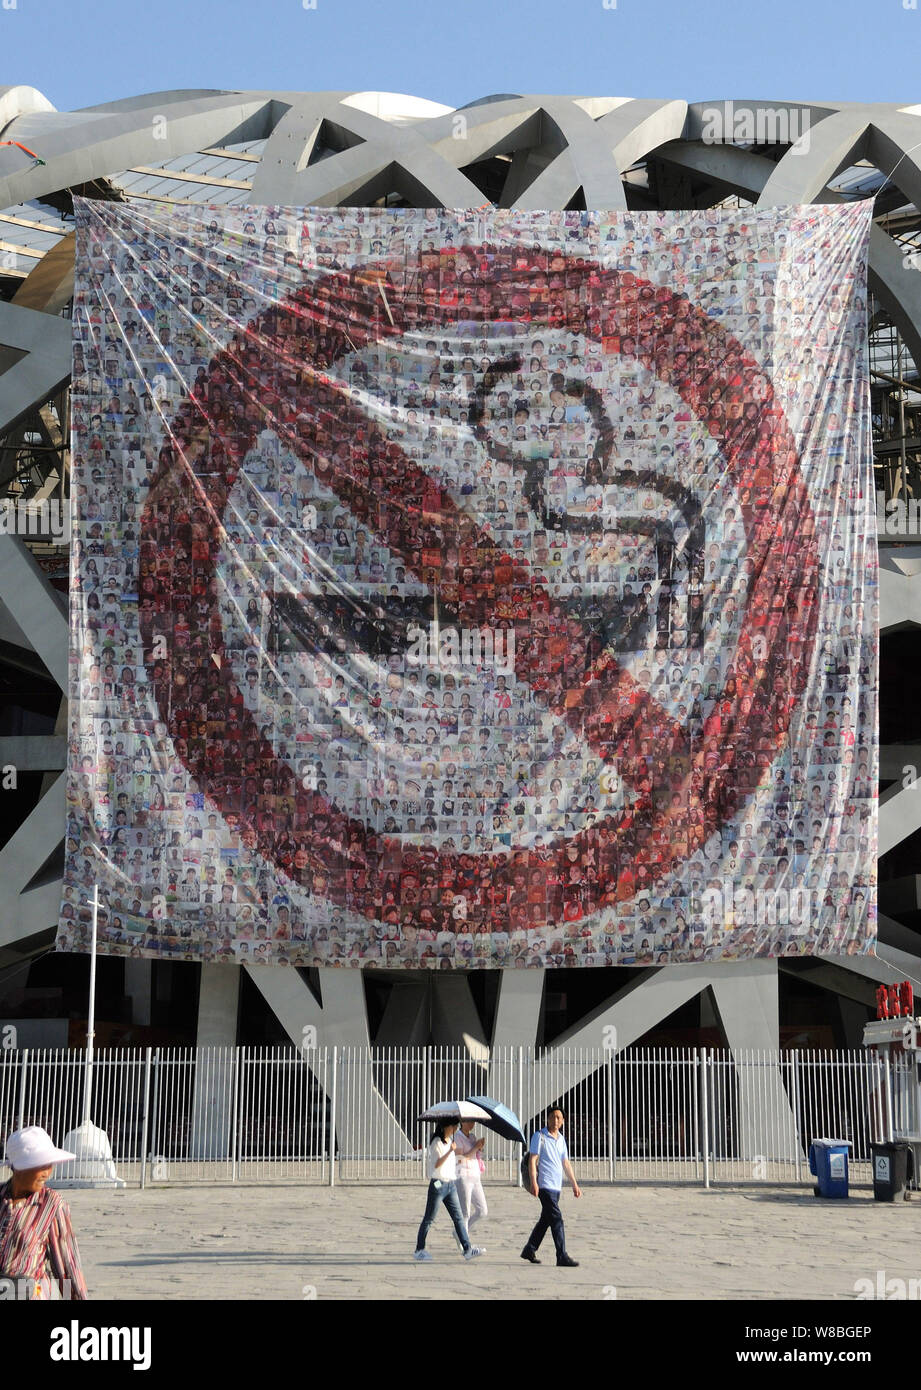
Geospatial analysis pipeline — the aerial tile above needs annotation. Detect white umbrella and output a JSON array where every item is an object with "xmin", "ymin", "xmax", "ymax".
[{"xmin": 417, "ymin": 1100, "xmax": 492, "ymax": 1124}]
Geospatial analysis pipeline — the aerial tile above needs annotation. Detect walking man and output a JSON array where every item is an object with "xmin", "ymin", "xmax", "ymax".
[{"xmin": 521, "ymin": 1105, "xmax": 581, "ymax": 1267}]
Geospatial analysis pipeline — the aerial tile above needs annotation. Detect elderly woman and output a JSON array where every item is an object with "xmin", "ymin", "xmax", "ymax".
[{"xmin": 0, "ymin": 1127, "xmax": 88, "ymax": 1299}]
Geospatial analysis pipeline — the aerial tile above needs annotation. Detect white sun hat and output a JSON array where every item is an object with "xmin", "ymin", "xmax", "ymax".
[{"xmin": 3, "ymin": 1126, "xmax": 76, "ymax": 1170}]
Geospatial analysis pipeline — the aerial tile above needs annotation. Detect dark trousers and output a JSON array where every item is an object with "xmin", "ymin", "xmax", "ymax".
[{"xmin": 525, "ymin": 1188, "xmax": 566, "ymax": 1259}]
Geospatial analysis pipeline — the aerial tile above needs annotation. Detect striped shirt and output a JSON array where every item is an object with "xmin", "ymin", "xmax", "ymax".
[{"xmin": 0, "ymin": 1180, "xmax": 88, "ymax": 1299}]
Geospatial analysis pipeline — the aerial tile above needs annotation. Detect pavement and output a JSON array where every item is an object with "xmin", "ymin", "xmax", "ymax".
[{"xmin": 56, "ymin": 1180, "xmax": 921, "ymax": 1301}]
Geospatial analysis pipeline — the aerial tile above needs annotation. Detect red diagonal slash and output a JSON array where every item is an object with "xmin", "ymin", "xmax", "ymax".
[{"xmin": 139, "ymin": 247, "xmax": 820, "ymax": 935}]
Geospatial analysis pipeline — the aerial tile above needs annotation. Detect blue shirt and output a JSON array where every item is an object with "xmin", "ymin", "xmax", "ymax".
[{"xmin": 529, "ymin": 1126, "xmax": 569, "ymax": 1190}]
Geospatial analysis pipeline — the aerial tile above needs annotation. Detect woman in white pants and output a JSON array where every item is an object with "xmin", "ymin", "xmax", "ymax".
[{"xmin": 454, "ymin": 1120, "xmax": 488, "ymax": 1229}]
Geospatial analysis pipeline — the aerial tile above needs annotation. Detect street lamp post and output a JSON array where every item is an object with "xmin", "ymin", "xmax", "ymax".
[{"xmin": 56, "ymin": 881, "xmax": 125, "ymax": 1189}]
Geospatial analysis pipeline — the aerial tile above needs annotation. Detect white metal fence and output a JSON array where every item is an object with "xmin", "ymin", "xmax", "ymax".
[{"xmin": 0, "ymin": 1045, "xmax": 888, "ymax": 1188}]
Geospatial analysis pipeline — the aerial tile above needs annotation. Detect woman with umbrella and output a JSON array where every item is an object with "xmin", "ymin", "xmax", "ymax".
[
  {"xmin": 413, "ymin": 1105, "xmax": 486, "ymax": 1263},
  {"xmin": 454, "ymin": 1120, "xmax": 488, "ymax": 1231}
]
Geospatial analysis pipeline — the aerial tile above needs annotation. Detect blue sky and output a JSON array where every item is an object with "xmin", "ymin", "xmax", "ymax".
[{"xmin": 2, "ymin": 0, "xmax": 920, "ymax": 111}]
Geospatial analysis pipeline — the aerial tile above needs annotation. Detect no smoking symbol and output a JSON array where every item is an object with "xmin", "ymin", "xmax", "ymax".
[{"xmin": 139, "ymin": 246, "xmax": 819, "ymax": 933}]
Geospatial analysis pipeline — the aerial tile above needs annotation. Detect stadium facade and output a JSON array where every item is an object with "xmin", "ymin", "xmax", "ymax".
[{"xmin": 0, "ymin": 87, "xmax": 919, "ymax": 1057}]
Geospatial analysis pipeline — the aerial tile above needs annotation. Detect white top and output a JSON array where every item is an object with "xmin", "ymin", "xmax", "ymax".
[
  {"xmin": 454, "ymin": 1128, "xmax": 482, "ymax": 1173},
  {"xmin": 425, "ymin": 1137, "xmax": 457, "ymax": 1181}
]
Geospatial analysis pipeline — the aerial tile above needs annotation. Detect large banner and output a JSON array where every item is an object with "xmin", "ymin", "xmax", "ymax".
[{"xmin": 59, "ymin": 198, "xmax": 878, "ymax": 968}]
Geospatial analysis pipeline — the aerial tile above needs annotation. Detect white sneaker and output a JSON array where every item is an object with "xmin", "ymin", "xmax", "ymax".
[
  {"xmin": 413, "ymin": 1249, "xmax": 433, "ymax": 1261},
  {"xmin": 463, "ymin": 1246, "xmax": 486, "ymax": 1260}
]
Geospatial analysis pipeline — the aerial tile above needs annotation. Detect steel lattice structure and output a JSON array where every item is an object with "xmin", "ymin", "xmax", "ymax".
[{"xmin": 2, "ymin": 86, "xmax": 920, "ymax": 1055}]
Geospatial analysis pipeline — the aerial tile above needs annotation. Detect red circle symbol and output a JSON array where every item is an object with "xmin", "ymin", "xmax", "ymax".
[{"xmin": 139, "ymin": 248, "xmax": 820, "ymax": 934}]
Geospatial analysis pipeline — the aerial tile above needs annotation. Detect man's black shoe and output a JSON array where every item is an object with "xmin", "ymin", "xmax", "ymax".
[
  {"xmin": 557, "ymin": 1254, "xmax": 579, "ymax": 1267},
  {"xmin": 520, "ymin": 1247, "xmax": 541, "ymax": 1263}
]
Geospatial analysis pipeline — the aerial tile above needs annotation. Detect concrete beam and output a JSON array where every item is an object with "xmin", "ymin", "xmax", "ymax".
[
  {"xmin": 124, "ymin": 958, "xmax": 151, "ymax": 1028},
  {"xmin": 684, "ymin": 99, "xmax": 840, "ymax": 144},
  {"xmin": 880, "ymin": 746, "xmax": 921, "ymax": 781},
  {"xmin": 844, "ymin": 941, "xmax": 921, "ymax": 996},
  {"xmin": 511, "ymin": 98, "xmax": 639, "ymax": 210},
  {"xmin": 0, "ymin": 735, "xmax": 65, "ymax": 771},
  {"xmin": 0, "ymin": 880, "xmax": 62, "ymax": 951},
  {"xmin": 245, "ymin": 965, "xmax": 408, "ymax": 1153},
  {"xmin": 0, "ymin": 774, "xmax": 64, "ymax": 948},
  {"xmin": 375, "ymin": 977, "xmax": 429, "ymax": 1046},
  {"xmin": 430, "ymin": 974, "xmax": 488, "ymax": 1053},
  {"xmin": 189, "ymin": 964, "xmax": 241, "ymax": 1160},
  {"xmin": 868, "ymin": 116, "xmax": 921, "ymax": 232},
  {"xmin": 710, "ymin": 960, "xmax": 780, "ymax": 1051},
  {"xmin": 880, "ymin": 550, "xmax": 921, "ymax": 632},
  {"xmin": 779, "ymin": 960, "xmax": 878, "ymax": 1009},
  {"xmin": 521, "ymin": 966, "xmax": 710, "ymax": 1117},
  {"xmin": 756, "ymin": 110, "xmax": 870, "ymax": 206},
  {"xmin": 0, "ymin": 535, "xmax": 67, "ymax": 690},
  {"xmin": 554, "ymin": 965, "xmax": 708, "ymax": 1052},
  {"xmin": 878, "ymin": 910, "xmax": 921, "ymax": 958},
  {"xmin": 878, "ymin": 875, "xmax": 921, "ymax": 917},
  {"xmin": 0, "ymin": 600, "xmax": 37, "ymax": 655},
  {"xmin": 491, "ymin": 969, "xmax": 544, "ymax": 1051},
  {"xmin": 602, "ymin": 98, "xmax": 688, "ymax": 182},
  {"xmin": 254, "ymin": 96, "xmax": 485, "ymax": 208},
  {"xmin": 880, "ymin": 779, "xmax": 921, "ymax": 858},
  {"xmin": 196, "ymin": 963, "xmax": 241, "ymax": 1045},
  {"xmin": 710, "ymin": 962, "xmax": 795, "ymax": 1163},
  {"xmin": 11, "ymin": 230, "xmax": 76, "ymax": 316},
  {"xmin": 0, "ymin": 84, "xmax": 56, "ymax": 137},
  {"xmin": 0, "ymin": 94, "xmax": 281, "ymax": 209},
  {"xmin": 0, "ymin": 299, "xmax": 71, "ymax": 437},
  {"xmin": 246, "ymin": 963, "xmax": 369, "ymax": 1047}
]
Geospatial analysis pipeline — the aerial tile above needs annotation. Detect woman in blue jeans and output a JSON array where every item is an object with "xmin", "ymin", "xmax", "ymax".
[{"xmin": 413, "ymin": 1121, "xmax": 486, "ymax": 1262}]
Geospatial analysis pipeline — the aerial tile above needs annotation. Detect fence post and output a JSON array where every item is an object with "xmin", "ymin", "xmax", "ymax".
[
  {"xmin": 149, "ymin": 1048, "xmax": 161, "ymax": 1181},
  {"xmin": 608, "ymin": 1050, "xmax": 615, "ymax": 1184},
  {"xmin": 320, "ymin": 1047, "xmax": 328, "ymax": 1186},
  {"xmin": 692, "ymin": 1047, "xmax": 700, "ymax": 1181},
  {"xmin": 517, "ymin": 1045, "xmax": 524, "ymax": 1188},
  {"xmin": 230, "ymin": 1047, "xmax": 241, "ymax": 1185},
  {"xmin": 790, "ymin": 1050, "xmax": 802, "ymax": 1184},
  {"xmin": 16, "ymin": 1048, "xmax": 29, "ymax": 1131},
  {"xmin": 139, "ymin": 1047, "xmax": 152, "ymax": 1190},
  {"xmin": 328, "ymin": 1046, "xmax": 338, "ymax": 1188},
  {"xmin": 700, "ymin": 1047, "xmax": 710, "ymax": 1190},
  {"xmin": 884, "ymin": 1053, "xmax": 895, "ymax": 1143}
]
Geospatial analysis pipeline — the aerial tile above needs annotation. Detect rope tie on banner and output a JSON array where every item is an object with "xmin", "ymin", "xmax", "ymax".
[
  {"xmin": 353, "ymin": 263, "xmax": 396, "ymax": 326},
  {"xmin": 0, "ymin": 141, "xmax": 45, "ymax": 168}
]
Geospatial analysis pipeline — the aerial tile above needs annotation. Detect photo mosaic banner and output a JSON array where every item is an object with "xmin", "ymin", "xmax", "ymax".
[{"xmin": 58, "ymin": 197, "xmax": 878, "ymax": 968}]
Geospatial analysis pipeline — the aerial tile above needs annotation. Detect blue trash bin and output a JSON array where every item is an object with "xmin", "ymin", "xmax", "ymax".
[{"xmin": 808, "ymin": 1138, "xmax": 851, "ymax": 1198}]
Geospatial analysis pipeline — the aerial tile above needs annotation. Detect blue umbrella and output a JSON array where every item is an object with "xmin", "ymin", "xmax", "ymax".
[{"xmin": 465, "ymin": 1094, "xmax": 527, "ymax": 1146}]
